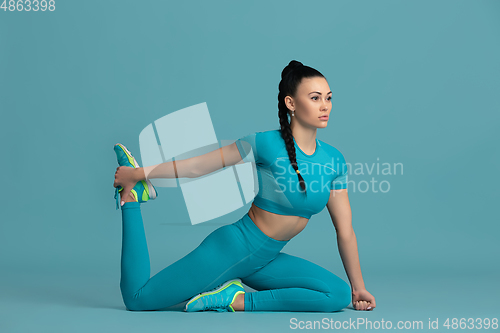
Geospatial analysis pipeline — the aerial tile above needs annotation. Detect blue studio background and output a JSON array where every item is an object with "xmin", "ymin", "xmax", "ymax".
[{"xmin": 1, "ymin": 1, "xmax": 499, "ymax": 332}]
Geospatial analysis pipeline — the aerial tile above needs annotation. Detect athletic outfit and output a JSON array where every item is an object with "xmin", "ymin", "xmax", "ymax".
[
  {"xmin": 235, "ymin": 129, "xmax": 348, "ymax": 218},
  {"xmin": 119, "ymin": 129, "xmax": 351, "ymax": 312}
]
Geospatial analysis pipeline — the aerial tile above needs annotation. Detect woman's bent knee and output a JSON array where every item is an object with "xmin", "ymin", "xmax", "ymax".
[
  {"xmin": 324, "ymin": 281, "xmax": 352, "ymax": 312},
  {"xmin": 122, "ymin": 291, "xmax": 157, "ymax": 311},
  {"xmin": 122, "ymin": 295, "xmax": 144, "ymax": 311},
  {"xmin": 123, "ymin": 297, "xmax": 160, "ymax": 311}
]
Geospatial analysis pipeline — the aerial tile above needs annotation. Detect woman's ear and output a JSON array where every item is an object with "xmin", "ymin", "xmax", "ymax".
[{"xmin": 284, "ymin": 95, "xmax": 295, "ymax": 111}]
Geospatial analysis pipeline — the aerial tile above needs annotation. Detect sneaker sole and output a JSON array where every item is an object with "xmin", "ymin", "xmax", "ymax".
[
  {"xmin": 115, "ymin": 143, "xmax": 157, "ymax": 200},
  {"xmin": 184, "ymin": 278, "xmax": 244, "ymax": 312}
]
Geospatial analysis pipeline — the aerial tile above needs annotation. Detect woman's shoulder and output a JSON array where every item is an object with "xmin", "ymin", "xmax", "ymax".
[
  {"xmin": 317, "ymin": 138, "xmax": 346, "ymax": 160},
  {"xmin": 255, "ymin": 128, "xmax": 282, "ymax": 141},
  {"xmin": 250, "ymin": 128, "xmax": 284, "ymax": 166}
]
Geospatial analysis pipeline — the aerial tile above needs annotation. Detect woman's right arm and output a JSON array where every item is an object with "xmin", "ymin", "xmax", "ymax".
[{"xmin": 135, "ymin": 142, "xmax": 245, "ymax": 181}]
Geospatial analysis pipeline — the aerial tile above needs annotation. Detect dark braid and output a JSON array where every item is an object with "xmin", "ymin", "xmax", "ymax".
[{"xmin": 277, "ymin": 60, "xmax": 325, "ymax": 194}]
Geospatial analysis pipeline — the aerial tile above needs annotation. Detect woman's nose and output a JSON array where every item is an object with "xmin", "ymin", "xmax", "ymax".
[{"xmin": 321, "ymin": 101, "xmax": 328, "ymax": 111}]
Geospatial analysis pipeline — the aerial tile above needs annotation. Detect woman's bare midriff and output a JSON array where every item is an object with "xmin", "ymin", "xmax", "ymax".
[{"xmin": 247, "ymin": 203, "xmax": 309, "ymax": 241}]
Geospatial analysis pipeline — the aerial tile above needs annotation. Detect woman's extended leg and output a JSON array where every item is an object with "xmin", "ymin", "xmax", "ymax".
[
  {"xmin": 241, "ymin": 252, "xmax": 352, "ymax": 312},
  {"xmin": 119, "ymin": 202, "xmax": 257, "ymax": 311},
  {"xmin": 119, "ymin": 201, "xmax": 153, "ymax": 310}
]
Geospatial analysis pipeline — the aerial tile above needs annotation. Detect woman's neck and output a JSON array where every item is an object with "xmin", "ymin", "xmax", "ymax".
[{"xmin": 289, "ymin": 122, "xmax": 318, "ymax": 153}]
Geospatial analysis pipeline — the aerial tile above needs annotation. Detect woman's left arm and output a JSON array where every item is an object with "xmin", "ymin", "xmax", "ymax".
[{"xmin": 326, "ymin": 189, "xmax": 376, "ymax": 311}]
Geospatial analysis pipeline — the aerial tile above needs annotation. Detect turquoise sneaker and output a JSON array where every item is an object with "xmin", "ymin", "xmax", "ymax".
[
  {"xmin": 184, "ymin": 279, "xmax": 245, "ymax": 312},
  {"xmin": 114, "ymin": 143, "xmax": 157, "ymax": 210}
]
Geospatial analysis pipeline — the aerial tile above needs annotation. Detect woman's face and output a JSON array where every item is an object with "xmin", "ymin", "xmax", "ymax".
[{"xmin": 285, "ymin": 76, "xmax": 332, "ymax": 129}]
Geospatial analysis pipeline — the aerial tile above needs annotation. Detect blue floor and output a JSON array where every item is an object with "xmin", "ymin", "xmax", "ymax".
[{"xmin": 2, "ymin": 261, "xmax": 498, "ymax": 333}]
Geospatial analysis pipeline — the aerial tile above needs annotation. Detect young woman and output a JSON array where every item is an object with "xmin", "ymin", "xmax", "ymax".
[{"xmin": 113, "ymin": 60, "xmax": 376, "ymax": 312}]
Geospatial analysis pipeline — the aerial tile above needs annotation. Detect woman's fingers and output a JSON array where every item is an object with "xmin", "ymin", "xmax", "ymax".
[
  {"xmin": 114, "ymin": 166, "xmax": 135, "ymax": 189},
  {"xmin": 114, "ymin": 166, "xmax": 124, "ymax": 187},
  {"xmin": 355, "ymin": 300, "xmax": 371, "ymax": 311}
]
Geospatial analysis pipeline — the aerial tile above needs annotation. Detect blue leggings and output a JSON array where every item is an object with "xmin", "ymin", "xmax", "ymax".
[{"xmin": 120, "ymin": 202, "xmax": 352, "ymax": 312}]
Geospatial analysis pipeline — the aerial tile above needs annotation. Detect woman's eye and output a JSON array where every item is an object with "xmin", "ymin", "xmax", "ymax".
[{"xmin": 312, "ymin": 96, "xmax": 332, "ymax": 101}]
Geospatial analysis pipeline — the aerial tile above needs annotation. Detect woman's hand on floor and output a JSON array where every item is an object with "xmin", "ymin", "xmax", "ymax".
[{"xmin": 352, "ymin": 289, "xmax": 376, "ymax": 311}]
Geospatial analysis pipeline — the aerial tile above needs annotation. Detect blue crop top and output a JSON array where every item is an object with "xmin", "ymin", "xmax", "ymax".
[{"xmin": 234, "ymin": 129, "xmax": 348, "ymax": 219}]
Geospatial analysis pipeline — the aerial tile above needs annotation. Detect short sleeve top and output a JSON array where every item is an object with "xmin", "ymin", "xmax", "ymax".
[{"xmin": 234, "ymin": 129, "xmax": 348, "ymax": 219}]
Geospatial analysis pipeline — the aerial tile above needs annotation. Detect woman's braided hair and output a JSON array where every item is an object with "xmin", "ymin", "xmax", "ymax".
[{"xmin": 278, "ymin": 60, "xmax": 325, "ymax": 194}]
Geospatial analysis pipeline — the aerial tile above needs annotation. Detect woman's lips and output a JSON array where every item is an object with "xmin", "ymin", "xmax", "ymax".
[{"xmin": 319, "ymin": 116, "xmax": 329, "ymax": 120}]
